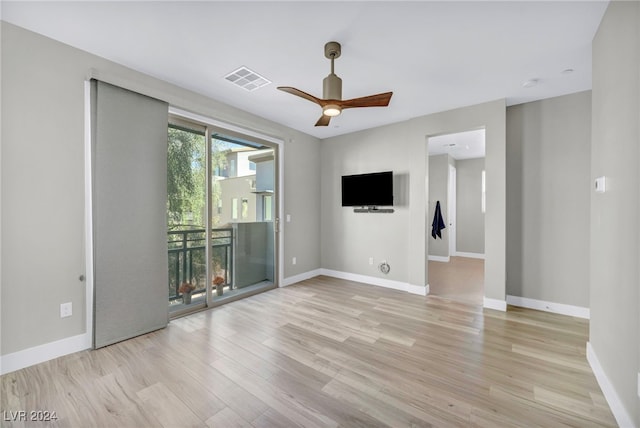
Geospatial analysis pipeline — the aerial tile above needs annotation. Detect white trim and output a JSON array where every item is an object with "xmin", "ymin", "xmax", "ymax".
[
  {"xmin": 282, "ymin": 268, "xmax": 428, "ymax": 296},
  {"xmin": 586, "ymin": 342, "xmax": 635, "ymax": 428},
  {"xmin": 454, "ymin": 251, "xmax": 485, "ymax": 260},
  {"xmin": 320, "ymin": 269, "xmax": 428, "ymax": 296},
  {"xmin": 84, "ymin": 80, "xmax": 95, "ymax": 348},
  {"xmin": 277, "ymin": 143, "xmax": 284, "ymax": 290},
  {"xmin": 168, "ymin": 106, "xmax": 283, "ymax": 146},
  {"xmin": 506, "ymin": 295, "xmax": 590, "ymax": 319},
  {"xmin": 483, "ymin": 297, "xmax": 507, "ymax": 311},
  {"xmin": 0, "ymin": 333, "xmax": 90, "ymax": 375},
  {"xmin": 428, "ymin": 255, "xmax": 450, "ymax": 262},
  {"xmin": 282, "ymin": 269, "xmax": 323, "ymax": 287},
  {"xmin": 408, "ymin": 283, "xmax": 429, "ymax": 296}
]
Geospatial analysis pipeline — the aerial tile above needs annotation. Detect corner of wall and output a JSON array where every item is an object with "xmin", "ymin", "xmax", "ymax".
[{"xmin": 587, "ymin": 342, "xmax": 636, "ymax": 428}]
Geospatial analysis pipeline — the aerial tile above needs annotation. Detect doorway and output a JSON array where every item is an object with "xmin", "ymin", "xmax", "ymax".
[
  {"xmin": 427, "ymin": 129, "xmax": 485, "ymax": 305},
  {"xmin": 167, "ymin": 114, "xmax": 279, "ymax": 317}
]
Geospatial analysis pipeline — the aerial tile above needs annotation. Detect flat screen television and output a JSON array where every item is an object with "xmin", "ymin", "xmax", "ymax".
[{"xmin": 341, "ymin": 171, "xmax": 393, "ymax": 207}]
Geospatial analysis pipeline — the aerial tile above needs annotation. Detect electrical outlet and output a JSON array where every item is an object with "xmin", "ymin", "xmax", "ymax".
[
  {"xmin": 292, "ymin": 257, "xmax": 297, "ymax": 265},
  {"xmin": 60, "ymin": 302, "xmax": 72, "ymax": 318},
  {"xmin": 369, "ymin": 257, "xmax": 374, "ymax": 265}
]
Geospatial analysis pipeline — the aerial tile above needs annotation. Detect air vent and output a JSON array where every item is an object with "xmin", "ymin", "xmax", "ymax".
[{"xmin": 224, "ymin": 66, "xmax": 271, "ymax": 92}]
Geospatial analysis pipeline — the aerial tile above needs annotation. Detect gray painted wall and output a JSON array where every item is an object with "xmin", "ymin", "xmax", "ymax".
[
  {"xmin": 506, "ymin": 91, "xmax": 591, "ymax": 307},
  {"xmin": 590, "ymin": 1, "xmax": 640, "ymax": 424},
  {"xmin": 456, "ymin": 158, "xmax": 485, "ymax": 254},
  {"xmin": 322, "ymin": 100, "xmax": 506, "ymax": 301},
  {"xmin": 428, "ymin": 154, "xmax": 450, "ymax": 257},
  {"xmin": 320, "ymin": 122, "xmax": 412, "ymax": 282},
  {"xmin": 1, "ymin": 22, "xmax": 321, "ymax": 356}
]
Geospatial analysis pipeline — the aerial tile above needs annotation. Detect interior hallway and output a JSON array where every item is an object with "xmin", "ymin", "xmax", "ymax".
[{"xmin": 429, "ymin": 256, "xmax": 484, "ymax": 305}]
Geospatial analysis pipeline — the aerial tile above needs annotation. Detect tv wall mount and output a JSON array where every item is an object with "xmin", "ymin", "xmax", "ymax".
[{"xmin": 353, "ymin": 207, "xmax": 394, "ymax": 213}]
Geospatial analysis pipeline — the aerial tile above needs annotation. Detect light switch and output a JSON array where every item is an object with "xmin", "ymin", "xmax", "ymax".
[{"xmin": 595, "ymin": 176, "xmax": 606, "ymax": 193}]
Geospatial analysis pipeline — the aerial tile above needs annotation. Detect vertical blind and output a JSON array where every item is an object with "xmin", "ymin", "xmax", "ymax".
[{"xmin": 92, "ymin": 80, "xmax": 169, "ymax": 348}]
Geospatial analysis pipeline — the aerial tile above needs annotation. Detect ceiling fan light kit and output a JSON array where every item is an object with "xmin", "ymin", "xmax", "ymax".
[
  {"xmin": 323, "ymin": 104, "xmax": 342, "ymax": 117},
  {"xmin": 278, "ymin": 41, "xmax": 393, "ymax": 127}
]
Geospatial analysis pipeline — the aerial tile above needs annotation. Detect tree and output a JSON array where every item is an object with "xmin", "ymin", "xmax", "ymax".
[
  {"xmin": 167, "ymin": 126, "xmax": 205, "ymax": 227},
  {"xmin": 167, "ymin": 127, "xmax": 231, "ymax": 228}
]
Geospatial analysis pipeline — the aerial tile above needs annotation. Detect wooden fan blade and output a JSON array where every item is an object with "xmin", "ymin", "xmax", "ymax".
[
  {"xmin": 315, "ymin": 115, "xmax": 331, "ymax": 126},
  {"xmin": 277, "ymin": 87, "xmax": 322, "ymax": 106},
  {"xmin": 339, "ymin": 91, "xmax": 393, "ymax": 109}
]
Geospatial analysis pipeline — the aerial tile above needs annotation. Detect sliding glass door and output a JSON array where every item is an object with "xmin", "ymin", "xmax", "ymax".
[{"xmin": 168, "ymin": 117, "xmax": 277, "ymax": 316}]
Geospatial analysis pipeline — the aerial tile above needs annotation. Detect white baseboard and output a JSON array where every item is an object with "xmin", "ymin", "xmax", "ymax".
[
  {"xmin": 586, "ymin": 342, "xmax": 635, "ymax": 428},
  {"xmin": 483, "ymin": 297, "xmax": 507, "ymax": 311},
  {"xmin": 506, "ymin": 295, "xmax": 590, "ymax": 319},
  {"xmin": 454, "ymin": 251, "xmax": 485, "ymax": 260},
  {"xmin": 320, "ymin": 268, "xmax": 428, "ymax": 296},
  {"xmin": 282, "ymin": 269, "xmax": 323, "ymax": 287},
  {"xmin": 428, "ymin": 255, "xmax": 450, "ymax": 262},
  {"xmin": 407, "ymin": 283, "xmax": 429, "ymax": 296},
  {"xmin": 0, "ymin": 333, "xmax": 91, "ymax": 375}
]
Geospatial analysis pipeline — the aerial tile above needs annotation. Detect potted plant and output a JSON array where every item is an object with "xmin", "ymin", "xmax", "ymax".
[
  {"xmin": 213, "ymin": 276, "xmax": 225, "ymax": 296},
  {"xmin": 179, "ymin": 281, "xmax": 195, "ymax": 304}
]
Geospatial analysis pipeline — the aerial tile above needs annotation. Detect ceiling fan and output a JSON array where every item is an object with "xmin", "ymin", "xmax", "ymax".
[{"xmin": 277, "ymin": 41, "xmax": 393, "ymax": 127}]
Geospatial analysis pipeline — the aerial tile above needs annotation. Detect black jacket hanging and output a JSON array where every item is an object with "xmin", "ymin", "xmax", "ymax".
[{"xmin": 431, "ymin": 201, "xmax": 446, "ymax": 239}]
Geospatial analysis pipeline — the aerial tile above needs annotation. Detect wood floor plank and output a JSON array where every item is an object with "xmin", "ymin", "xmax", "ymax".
[
  {"xmin": 0, "ymin": 276, "xmax": 616, "ymax": 427},
  {"xmin": 211, "ymin": 356, "xmax": 339, "ymax": 428},
  {"xmin": 205, "ymin": 407, "xmax": 252, "ymax": 428},
  {"xmin": 136, "ymin": 382, "xmax": 203, "ymax": 428},
  {"xmin": 321, "ymin": 378, "xmax": 433, "ymax": 427}
]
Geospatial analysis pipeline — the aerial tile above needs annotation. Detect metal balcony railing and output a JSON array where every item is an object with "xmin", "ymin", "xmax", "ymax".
[{"xmin": 167, "ymin": 227, "xmax": 233, "ymax": 301}]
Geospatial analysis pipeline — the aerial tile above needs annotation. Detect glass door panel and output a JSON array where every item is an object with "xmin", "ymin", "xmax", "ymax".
[
  {"xmin": 167, "ymin": 124, "xmax": 207, "ymax": 314},
  {"xmin": 210, "ymin": 132, "xmax": 276, "ymax": 302}
]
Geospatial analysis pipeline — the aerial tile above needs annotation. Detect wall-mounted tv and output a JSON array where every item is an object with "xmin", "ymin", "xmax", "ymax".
[{"xmin": 341, "ymin": 171, "xmax": 393, "ymax": 207}]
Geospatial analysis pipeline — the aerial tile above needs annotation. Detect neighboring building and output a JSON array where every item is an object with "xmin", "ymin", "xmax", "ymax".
[{"xmin": 215, "ymin": 147, "xmax": 274, "ymax": 226}]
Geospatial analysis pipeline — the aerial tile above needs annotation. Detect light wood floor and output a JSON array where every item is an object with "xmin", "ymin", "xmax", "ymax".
[
  {"xmin": 429, "ymin": 257, "xmax": 485, "ymax": 305},
  {"xmin": 1, "ymin": 276, "xmax": 615, "ymax": 427}
]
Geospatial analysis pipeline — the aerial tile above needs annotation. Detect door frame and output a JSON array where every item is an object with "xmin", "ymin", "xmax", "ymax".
[
  {"xmin": 169, "ymin": 107, "xmax": 284, "ymax": 299},
  {"xmin": 448, "ymin": 163, "xmax": 457, "ymax": 257}
]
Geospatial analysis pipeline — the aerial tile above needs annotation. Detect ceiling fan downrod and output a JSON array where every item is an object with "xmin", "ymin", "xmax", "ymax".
[{"xmin": 323, "ymin": 41, "xmax": 342, "ymax": 101}]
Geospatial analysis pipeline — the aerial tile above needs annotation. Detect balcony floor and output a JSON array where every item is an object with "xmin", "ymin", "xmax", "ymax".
[{"xmin": 169, "ymin": 281, "xmax": 274, "ymax": 316}]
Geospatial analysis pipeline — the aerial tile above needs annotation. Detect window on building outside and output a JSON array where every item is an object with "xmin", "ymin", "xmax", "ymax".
[
  {"xmin": 263, "ymin": 195, "xmax": 273, "ymax": 221},
  {"xmin": 232, "ymin": 198, "xmax": 238, "ymax": 220},
  {"xmin": 241, "ymin": 198, "xmax": 249, "ymax": 219}
]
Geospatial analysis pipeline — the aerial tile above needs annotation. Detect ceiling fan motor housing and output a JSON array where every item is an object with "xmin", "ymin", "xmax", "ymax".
[{"xmin": 323, "ymin": 73, "xmax": 342, "ymax": 100}]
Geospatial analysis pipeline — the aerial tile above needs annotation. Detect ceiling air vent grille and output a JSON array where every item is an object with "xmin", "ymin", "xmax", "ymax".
[{"xmin": 224, "ymin": 66, "xmax": 271, "ymax": 92}]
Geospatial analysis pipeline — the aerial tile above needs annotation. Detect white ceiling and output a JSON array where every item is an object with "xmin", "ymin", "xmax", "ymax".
[
  {"xmin": 1, "ymin": 1, "xmax": 608, "ymax": 139},
  {"xmin": 428, "ymin": 128, "xmax": 485, "ymax": 160}
]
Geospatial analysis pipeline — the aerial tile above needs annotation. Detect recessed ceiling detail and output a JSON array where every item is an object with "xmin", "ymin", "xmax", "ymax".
[{"xmin": 224, "ymin": 66, "xmax": 271, "ymax": 92}]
